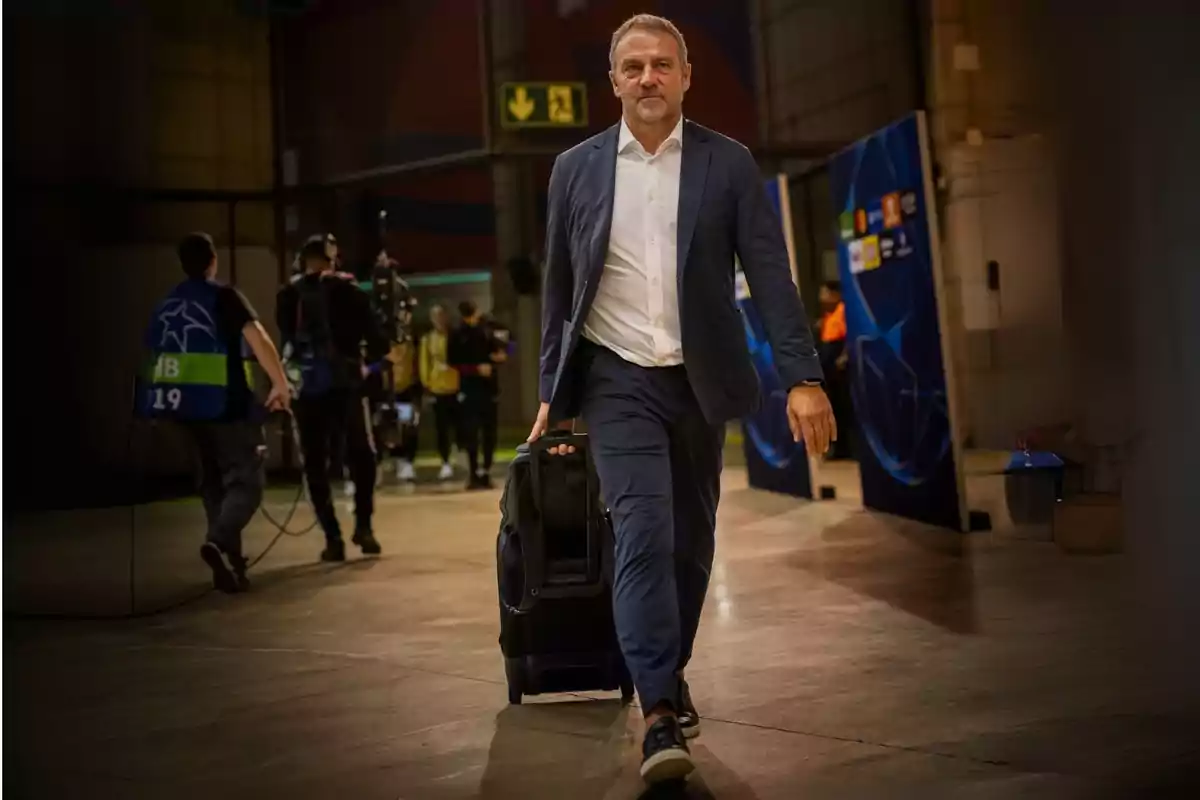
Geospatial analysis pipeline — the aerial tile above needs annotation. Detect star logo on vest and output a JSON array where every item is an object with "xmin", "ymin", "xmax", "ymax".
[{"xmin": 157, "ymin": 299, "xmax": 216, "ymax": 352}]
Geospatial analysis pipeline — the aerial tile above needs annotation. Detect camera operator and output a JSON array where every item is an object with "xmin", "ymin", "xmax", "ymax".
[
  {"xmin": 448, "ymin": 300, "xmax": 507, "ymax": 489},
  {"xmin": 292, "ymin": 234, "xmax": 351, "ymax": 492},
  {"xmin": 277, "ymin": 237, "xmax": 386, "ymax": 561}
]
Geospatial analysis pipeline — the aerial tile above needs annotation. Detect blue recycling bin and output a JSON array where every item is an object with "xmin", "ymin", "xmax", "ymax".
[{"xmin": 1002, "ymin": 450, "xmax": 1083, "ymax": 526}]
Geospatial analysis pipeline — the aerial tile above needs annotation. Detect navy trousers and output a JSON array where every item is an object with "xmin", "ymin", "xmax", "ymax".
[{"xmin": 577, "ymin": 341, "xmax": 725, "ymax": 712}]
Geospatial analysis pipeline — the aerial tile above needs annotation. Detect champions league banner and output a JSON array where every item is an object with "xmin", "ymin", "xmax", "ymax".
[
  {"xmin": 735, "ymin": 175, "xmax": 815, "ymax": 499},
  {"xmin": 828, "ymin": 111, "xmax": 968, "ymax": 531}
]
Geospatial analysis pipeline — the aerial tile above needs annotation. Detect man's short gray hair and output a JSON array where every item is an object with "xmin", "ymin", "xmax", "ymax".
[{"xmin": 609, "ymin": 14, "xmax": 688, "ymax": 67}]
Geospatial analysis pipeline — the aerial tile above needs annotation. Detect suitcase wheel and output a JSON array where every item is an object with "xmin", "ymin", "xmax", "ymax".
[{"xmin": 504, "ymin": 658, "xmax": 525, "ymax": 705}]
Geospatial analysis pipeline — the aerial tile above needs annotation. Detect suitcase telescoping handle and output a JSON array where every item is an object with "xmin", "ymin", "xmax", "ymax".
[{"xmin": 522, "ymin": 431, "xmax": 605, "ymax": 607}]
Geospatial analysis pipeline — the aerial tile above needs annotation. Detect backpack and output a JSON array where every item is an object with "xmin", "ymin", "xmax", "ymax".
[
  {"xmin": 497, "ymin": 433, "xmax": 613, "ymax": 615},
  {"xmin": 286, "ymin": 275, "xmax": 348, "ymax": 397}
]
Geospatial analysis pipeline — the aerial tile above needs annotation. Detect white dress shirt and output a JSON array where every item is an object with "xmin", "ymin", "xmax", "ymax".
[{"xmin": 581, "ymin": 116, "xmax": 685, "ymax": 368}]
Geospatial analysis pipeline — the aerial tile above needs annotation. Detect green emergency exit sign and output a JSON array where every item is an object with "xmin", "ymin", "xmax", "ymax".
[{"xmin": 499, "ymin": 82, "xmax": 588, "ymax": 129}]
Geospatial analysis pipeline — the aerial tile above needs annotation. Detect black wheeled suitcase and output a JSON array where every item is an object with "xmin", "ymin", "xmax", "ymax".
[{"xmin": 496, "ymin": 430, "xmax": 633, "ymax": 705}]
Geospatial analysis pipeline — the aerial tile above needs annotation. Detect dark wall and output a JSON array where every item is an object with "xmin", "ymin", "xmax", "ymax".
[
  {"xmin": 1044, "ymin": 0, "xmax": 1200, "ymax": 700},
  {"xmin": 4, "ymin": 1, "xmax": 277, "ymax": 510},
  {"xmin": 522, "ymin": 0, "xmax": 759, "ymax": 146},
  {"xmin": 278, "ymin": 0, "xmax": 761, "ymax": 276},
  {"xmin": 278, "ymin": 0, "xmax": 486, "ymax": 184}
]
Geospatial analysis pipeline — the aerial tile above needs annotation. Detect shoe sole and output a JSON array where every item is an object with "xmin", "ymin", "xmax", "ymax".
[
  {"xmin": 640, "ymin": 747, "xmax": 695, "ymax": 784},
  {"xmin": 682, "ymin": 721, "xmax": 701, "ymax": 739},
  {"xmin": 351, "ymin": 536, "xmax": 382, "ymax": 556},
  {"xmin": 200, "ymin": 544, "xmax": 238, "ymax": 594}
]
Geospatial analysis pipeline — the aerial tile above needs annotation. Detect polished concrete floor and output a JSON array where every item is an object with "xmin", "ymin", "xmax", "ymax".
[{"xmin": 5, "ymin": 462, "xmax": 1199, "ymax": 799}]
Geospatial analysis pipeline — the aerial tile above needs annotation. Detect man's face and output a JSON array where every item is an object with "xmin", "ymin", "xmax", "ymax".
[
  {"xmin": 610, "ymin": 28, "xmax": 690, "ymax": 127},
  {"xmin": 306, "ymin": 256, "xmax": 332, "ymax": 274},
  {"xmin": 431, "ymin": 307, "xmax": 447, "ymax": 330},
  {"xmin": 206, "ymin": 256, "xmax": 218, "ymax": 279},
  {"xmin": 819, "ymin": 286, "xmax": 840, "ymax": 311}
]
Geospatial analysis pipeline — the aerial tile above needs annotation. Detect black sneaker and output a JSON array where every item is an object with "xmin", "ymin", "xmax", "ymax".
[
  {"xmin": 640, "ymin": 715, "xmax": 695, "ymax": 785},
  {"xmin": 678, "ymin": 678, "xmax": 701, "ymax": 739},
  {"xmin": 200, "ymin": 542, "xmax": 244, "ymax": 594},
  {"xmin": 351, "ymin": 527, "xmax": 382, "ymax": 556},
  {"xmin": 321, "ymin": 539, "xmax": 346, "ymax": 562}
]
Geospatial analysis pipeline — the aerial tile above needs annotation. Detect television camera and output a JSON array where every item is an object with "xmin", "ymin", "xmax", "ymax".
[{"xmin": 368, "ymin": 250, "xmax": 421, "ymax": 462}]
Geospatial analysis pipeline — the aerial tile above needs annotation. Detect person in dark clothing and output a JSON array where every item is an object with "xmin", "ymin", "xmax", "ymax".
[
  {"xmin": 276, "ymin": 237, "xmax": 387, "ymax": 561},
  {"xmin": 323, "ymin": 234, "xmax": 349, "ymax": 491},
  {"xmin": 448, "ymin": 300, "xmax": 507, "ymax": 489},
  {"xmin": 143, "ymin": 232, "xmax": 291, "ymax": 593}
]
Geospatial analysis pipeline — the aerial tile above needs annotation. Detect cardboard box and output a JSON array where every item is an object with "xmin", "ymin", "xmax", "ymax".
[{"xmin": 1053, "ymin": 493, "xmax": 1124, "ymax": 554}]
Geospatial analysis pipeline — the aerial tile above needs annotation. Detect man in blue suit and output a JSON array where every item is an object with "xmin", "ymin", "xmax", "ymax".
[{"xmin": 527, "ymin": 13, "xmax": 836, "ymax": 784}]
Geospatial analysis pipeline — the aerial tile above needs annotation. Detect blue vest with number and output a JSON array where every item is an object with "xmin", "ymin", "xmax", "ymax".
[{"xmin": 139, "ymin": 279, "xmax": 250, "ymax": 421}]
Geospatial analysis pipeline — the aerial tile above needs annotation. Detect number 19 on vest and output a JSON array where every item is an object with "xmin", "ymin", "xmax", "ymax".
[{"xmin": 150, "ymin": 356, "xmax": 184, "ymax": 411}]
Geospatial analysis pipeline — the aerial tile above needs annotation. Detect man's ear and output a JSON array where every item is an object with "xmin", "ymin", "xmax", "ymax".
[
  {"xmin": 609, "ymin": 70, "xmax": 620, "ymax": 97},
  {"xmin": 682, "ymin": 62, "xmax": 692, "ymax": 94}
]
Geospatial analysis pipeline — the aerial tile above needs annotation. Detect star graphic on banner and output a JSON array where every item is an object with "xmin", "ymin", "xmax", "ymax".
[{"xmin": 157, "ymin": 299, "xmax": 216, "ymax": 353}]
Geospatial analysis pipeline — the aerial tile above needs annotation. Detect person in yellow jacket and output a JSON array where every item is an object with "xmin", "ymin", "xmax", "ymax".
[
  {"xmin": 420, "ymin": 304, "xmax": 461, "ymax": 481},
  {"xmin": 375, "ymin": 336, "xmax": 422, "ymax": 482}
]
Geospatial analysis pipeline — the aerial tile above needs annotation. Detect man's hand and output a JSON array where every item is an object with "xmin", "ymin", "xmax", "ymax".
[
  {"xmin": 527, "ymin": 401, "xmax": 576, "ymax": 454},
  {"xmin": 478, "ymin": 363, "xmax": 494, "ymax": 378},
  {"xmin": 787, "ymin": 384, "xmax": 836, "ymax": 455},
  {"xmin": 265, "ymin": 381, "xmax": 292, "ymax": 413}
]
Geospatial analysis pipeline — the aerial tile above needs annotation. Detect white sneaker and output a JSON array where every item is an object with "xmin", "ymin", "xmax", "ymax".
[
  {"xmin": 397, "ymin": 459, "xmax": 416, "ymax": 482},
  {"xmin": 344, "ymin": 480, "xmax": 355, "ymax": 497},
  {"xmin": 438, "ymin": 462, "xmax": 454, "ymax": 481}
]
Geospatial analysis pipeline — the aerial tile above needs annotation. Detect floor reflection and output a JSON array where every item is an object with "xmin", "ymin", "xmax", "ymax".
[
  {"xmin": 787, "ymin": 511, "xmax": 979, "ymax": 634},
  {"xmin": 479, "ymin": 700, "xmax": 632, "ymax": 799}
]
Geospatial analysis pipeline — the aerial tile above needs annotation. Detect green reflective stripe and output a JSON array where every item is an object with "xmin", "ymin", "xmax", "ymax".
[
  {"xmin": 244, "ymin": 362, "xmax": 255, "ymax": 387},
  {"xmin": 151, "ymin": 353, "xmax": 228, "ymax": 386}
]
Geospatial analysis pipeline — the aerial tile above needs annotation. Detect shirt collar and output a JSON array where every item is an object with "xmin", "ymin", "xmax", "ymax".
[{"xmin": 618, "ymin": 116, "xmax": 685, "ymax": 156}]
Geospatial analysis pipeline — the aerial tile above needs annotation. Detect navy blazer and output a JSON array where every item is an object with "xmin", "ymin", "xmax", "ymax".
[{"xmin": 539, "ymin": 120, "xmax": 823, "ymax": 425}]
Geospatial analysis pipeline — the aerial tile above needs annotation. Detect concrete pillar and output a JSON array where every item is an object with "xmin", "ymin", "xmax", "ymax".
[
  {"xmin": 488, "ymin": 0, "xmax": 540, "ymax": 432},
  {"xmin": 927, "ymin": 0, "xmax": 1068, "ymax": 448},
  {"xmin": 1045, "ymin": 2, "xmax": 1200, "ymax": 693}
]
